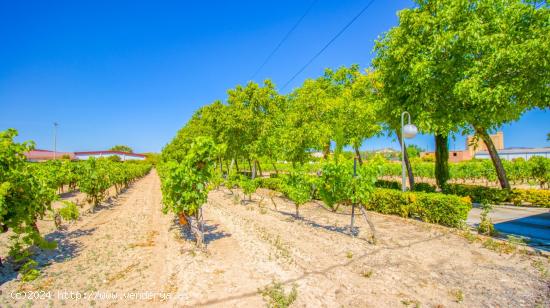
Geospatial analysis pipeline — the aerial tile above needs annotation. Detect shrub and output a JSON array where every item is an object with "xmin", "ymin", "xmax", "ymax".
[
  {"xmin": 510, "ymin": 189, "xmax": 550, "ymax": 207},
  {"xmin": 374, "ymin": 180, "xmax": 436, "ymax": 193},
  {"xmin": 477, "ymin": 203, "xmax": 496, "ymax": 236},
  {"xmin": 280, "ymin": 168, "xmax": 314, "ymax": 217},
  {"xmin": 318, "ymin": 161, "xmax": 353, "ymax": 212},
  {"xmin": 529, "ymin": 156, "xmax": 550, "ymax": 188},
  {"xmin": 258, "ymin": 281, "xmax": 298, "ymax": 308},
  {"xmin": 414, "ymin": 182, "xmax": 436, "ymax": 193},
  {"xmin": 442, "ymin": 184, "xmax": 511, "ymax": 204},
  {"xmin": 58, "ymin": 201, "xmax": 79, "ymax": 222},
  {"xmin": 257, "ymin": 177, "xmax": 282, "ymax": 191},
  {"xmin": 364, "ymin": 189, "xmax": 472, "ymax": 228},
  {"xmin": 374, "ymin": 180, "xmax": 401, "ymax": 190},
  {"xmin": 239, "ymin": 176, "xmax": 259, "ymax": 202}
]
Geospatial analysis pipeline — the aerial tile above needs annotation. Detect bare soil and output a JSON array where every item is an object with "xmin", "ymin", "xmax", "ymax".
[{"xmin": 1, "ymin": 170, "xmax": 549, "ymax": 307}]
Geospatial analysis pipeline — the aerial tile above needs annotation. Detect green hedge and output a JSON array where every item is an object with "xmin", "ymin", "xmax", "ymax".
[
  {"xmin": 258, "ymin": 178, "xmax": 471, "ymax": 228},
  {"xmin": 365, "ymin": 189, "xmax": 472, "ymax": 228},
  {"xmin": 442, "ymin": 184, "xmax": 550, "ymax": 208},
  {"xmin": 510, "ymin": 189, "xmax": 550, "ymax": 207},
  {"xmin": 375, "ymin": 180, "xmax": 550, "ymax": 208},
  {"xmin": 441, "ymin": 184, "xmax": 511, "ymax": 204},
  {"xmin": 375, "ymin": 180, "xmax": 436, "ymax": 193}
]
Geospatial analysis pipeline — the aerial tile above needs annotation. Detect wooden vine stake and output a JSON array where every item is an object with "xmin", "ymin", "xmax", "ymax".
[{"xmin": 351, "ymin": 157, "xmax": 377, "ymax": 244}]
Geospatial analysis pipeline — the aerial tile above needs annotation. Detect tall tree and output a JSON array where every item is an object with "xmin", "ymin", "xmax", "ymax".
[
  {"xmin": 226, "ymin": 80, "xmax": 284, "ymax": 178},
  {"xmin": 110, "ymin": 145, "xmax": 133, "ymax": 153},
  {"xmin": 330, "ymin": 67, "xmax": 382, "ymax": 164},
  {"xmin": 281, "ymin": 78, "xmax": 333, "ymax": 164},
  {"xmin": 374, "ymin": 0, "xmax": 549, "ymax": 189},
  {"xmin": 451, "ymin": 0, "xmax": 550, "ymax": 189}
]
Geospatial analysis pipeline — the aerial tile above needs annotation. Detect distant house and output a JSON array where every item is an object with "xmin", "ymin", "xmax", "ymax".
[
  {"xmin": 475, "ymin": 147, "xmax": 550, "ymax": 160},
  {"xmin": 24, "ymin": 149, "xmax": 75, "ymax": 162},
  {"xmin": 421, "ymin": 131, "xmax": 503, "ymax": 162},
  {"xmin": 74, "ymin": 151, "xmax": 146, "ymax": 161},
  {"xmin": 310, "ymin": 151, "xmax": 324, "ymax": 158}
]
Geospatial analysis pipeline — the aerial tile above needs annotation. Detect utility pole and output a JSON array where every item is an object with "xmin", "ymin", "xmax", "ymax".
[{"xmin": 53, "ymin": 122, "xmax": 58, "ymax": 160}]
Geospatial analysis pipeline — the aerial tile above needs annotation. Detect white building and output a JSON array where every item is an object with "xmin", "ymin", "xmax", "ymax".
[
  {"xmin": 474, "ymin": 147, "xmax": 550, "ymax": 160},
  {"xmin": 74, "ymin": 151, "xmax": 146, "ymax": 161}
]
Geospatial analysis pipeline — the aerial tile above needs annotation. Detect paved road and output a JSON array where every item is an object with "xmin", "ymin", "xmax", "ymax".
[{"xmin": 468, "ymin": 205, "xmax": 550, "ymax": 251}]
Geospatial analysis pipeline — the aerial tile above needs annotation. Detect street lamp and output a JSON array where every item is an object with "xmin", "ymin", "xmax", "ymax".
[
  {"xmin": 401, "ymin": 112, "xmax": 417, "ymax": 191},
  {"xmin": 53, "ymin": 122, "xmax": 58, "ymax": 160}
]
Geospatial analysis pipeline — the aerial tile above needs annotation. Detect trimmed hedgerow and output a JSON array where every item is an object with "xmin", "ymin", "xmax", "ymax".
[
  {"xmin": 374, "ymin": 180, "xmax": 549, "ymax": 208},
  {"xmin": 441, "ymin": 184, "xmax": 511, "ymax": 204},
  {"xmin": 258, "ymin": 177, "xmax": 472, "ymax": 228},
  {"xmin": 365, "ymin": 189, "xmax": 472, "ymax": 228},
  {"xmin": 509, "ymin": 189, "xmax": 550, "ymax": 207},
  {"xmin": 374, "ymin": 180, "xmax": 436, "ymax": 193},
  {"xmin": 442, "ymin": 184, "xmax": 550, "ymax": 208}
]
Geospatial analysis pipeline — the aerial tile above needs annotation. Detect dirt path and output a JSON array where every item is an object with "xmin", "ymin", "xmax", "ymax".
[
  {"xmin": 1, "ymin": 172, "xmax": 549, "ymax": 307},
  {"xmin": 0, "ymin": 170, "xmax": 182, "ymax": 307}
]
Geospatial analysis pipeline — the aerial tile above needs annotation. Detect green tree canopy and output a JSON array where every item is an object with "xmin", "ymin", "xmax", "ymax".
[
  {"xmin": 374, "ymin": 0, "xmax": 549, "ymax": 189},
  {"xmin": 110, "ymin": 145, "xmax": 133, "ymax": 153}
]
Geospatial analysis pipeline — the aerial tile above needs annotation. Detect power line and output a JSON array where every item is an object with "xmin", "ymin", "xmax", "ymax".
[
  {"xmin": 250, "ymin": 0, "xmax": 319, "ymax": 81},
  {"xmin": 281, "ymin": 0, "xmax": 376, "ymax": 90}
]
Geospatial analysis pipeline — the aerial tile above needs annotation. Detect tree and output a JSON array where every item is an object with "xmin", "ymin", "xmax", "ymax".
[
  {"xmin": 281, "ymin": 77, "xmax": 333, "ymax": 164},
  {"xmin": 375, "ymin": 0, "xmax": 550, "ymax": 190},
  {"xmin": 0, "ymin": 129, "xmax": 57, "ymax": 263},
  {"xmin": 225, "ymin": 80, "xmax": 284, "ymax": 178},
  {"xmin": 160, "ymin": 137, "xmax": 220, "ymax": 248},
  {"xmin": 374, "ymin": 1, "xmax": 468, "ymax": 189},
  {"xmin": 453, "ymin": 1, "xmax": 549, "ymax": 190},
  {"xmin": 364, "ymin": 68, "xmax": 419, "ymax": 190},
  {"xmin": 327, "ymin": 67, "xmax": 382, "ymax": 164},
  {"xmin": 406, "ymin": 144, "xmax": 423, "ymax": 158},
  {"xmin": 110, "ymin": 145, "xmax": 133, "ymax": 153}
]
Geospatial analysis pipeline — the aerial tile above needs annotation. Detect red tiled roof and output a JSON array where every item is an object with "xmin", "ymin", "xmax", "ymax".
[
  {"xmin": 24, "ymin": 150, "xmax": 75, "ymax": 160},
  {"xmin": 74, "ymin": 151, "xmax": 146, "ymax": 158}
]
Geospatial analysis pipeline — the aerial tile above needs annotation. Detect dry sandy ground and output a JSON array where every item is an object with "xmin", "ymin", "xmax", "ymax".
[{"xmin": 0, "ymin": 170, "xmax": 549, "ymax": 308}]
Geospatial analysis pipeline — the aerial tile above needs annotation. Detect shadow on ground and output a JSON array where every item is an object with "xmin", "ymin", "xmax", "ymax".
[
  {"xmin": 0, "ymin": 227, "xmax": 95, "ymax": 286},
  {"xmin": 494, "ymin": 212, "xmax": 550, "ymax": 251},
  {"xmin": 170, "ymin": 217, "xmax": 231, "ymax": 246},
  {"xmin": 0, "ymin": 183, "xmax": 137, "ymax": 286}
]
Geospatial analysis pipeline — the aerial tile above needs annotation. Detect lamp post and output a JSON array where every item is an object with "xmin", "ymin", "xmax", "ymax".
[
  {"xmin": 400, "ymin": 112, "xmax": 417, "ymax": 192},
  {"xmin": 53, "ymin": 122, "xmax": 59, "ymax": 160}
]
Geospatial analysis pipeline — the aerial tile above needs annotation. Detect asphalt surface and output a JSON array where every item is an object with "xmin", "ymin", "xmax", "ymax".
[{"xmin": 468, "ymin": 205, "xmax": 550, "ymax": 251}]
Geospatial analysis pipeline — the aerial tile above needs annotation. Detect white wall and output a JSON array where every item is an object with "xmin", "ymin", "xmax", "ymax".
[
  {"xmin": 75, "ymin": 153, "xmax": 145, "ymax": 161},
  {"xmin": 475, "ymin": 152, "xmax": 550, "ymax": 160}
]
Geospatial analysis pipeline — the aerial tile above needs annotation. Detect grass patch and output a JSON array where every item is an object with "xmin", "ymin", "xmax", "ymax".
[
  {"xmin": 449, "ymin": 289, "xmax": 464, "ymax": 303},
  {"xmin": 258, "ymin": 280, "xmax": 298, "ymax": 308}
]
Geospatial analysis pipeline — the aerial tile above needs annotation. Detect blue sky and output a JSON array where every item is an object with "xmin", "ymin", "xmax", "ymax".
[{"xmin": 0, "ymin": 0, "xmax": 548, "ymax": 153}]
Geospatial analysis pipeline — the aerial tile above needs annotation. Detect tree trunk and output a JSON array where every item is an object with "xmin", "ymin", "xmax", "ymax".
[
  {"xmin": 225, "ymin": 159, "xmax": 230, "ymax": 176},
  {"xmin": 295, "ymin": 204, "xmax": 300, "ymax": 218},
  {"xmin": 359, "ymin": 206, "xmax": 377, "ymax": 244},
  {"xmin": 186, "ymin": 213, "xmax": 204, "ymax": 249},
  {"xmin": 251, "ymin": 159, "xmax": 256, "ymax": 179},
  {"xmin": 322, "ymin": 141, "xmax": 330, "ymax": 159},
  {"xmin": 256, "ymin": 160, "xmax": 263, "ymax": 177},
  {"xmin": 235, "ymin": 159, "xmax": 240, "ymax": 173},
  {"xmin": 350, "ymin": 203, "xmax": 356, "ymax": 236},
  {"xmin": 435, "ymin": 134, "xmax": 449, "ymax": 189},
  {"xmin": 354, "ymin": 145, "xmax": 363, "ymax": 165},
  {"xmin": 219, "ymin": 158, "xmax": 223, "ymax": 174},
  {"xmin": 396, "ymin": 129, "xmax": 415, "ymax": 190},
  {"xmin": 271, "ymin": 161, "xmax": 279, "ymax": 175},
  {"xmin": 475, "ymin": 127, "xmax": 511, "ymax": 190}
]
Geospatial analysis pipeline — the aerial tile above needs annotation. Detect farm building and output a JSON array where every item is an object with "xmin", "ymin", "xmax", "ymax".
[
  {"xmin": 475, "ymin": 147, "xmax": 550, "ymax": 160},
  {"xmin": 74, "ymin": 151, "xmax": 146, "ymax": 161},
  {"xmin": 24, "ymin": 149, "xmax": 75, "ymax": 162}
]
